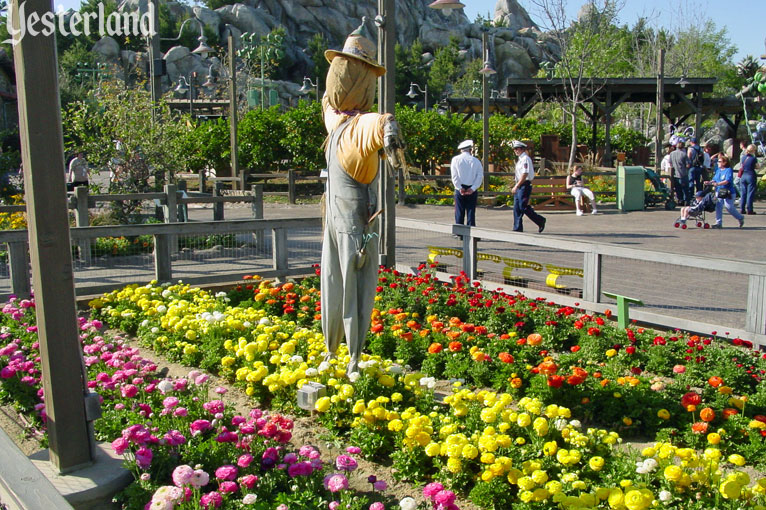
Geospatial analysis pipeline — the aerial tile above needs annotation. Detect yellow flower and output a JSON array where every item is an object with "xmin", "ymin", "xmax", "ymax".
[
  {"xmin": 425, "ymin": 443, "xmax": 440, "ymax": 457},
  {"xmin": 543, "ymin": 441, "xmax": 558, "ymax": 456},
  {"xmin": 720, "ymin": 480, "xmax": 741, "ymax": 499},
  {"xmin": 622, "ymin": 417, "xmax": 632, "ymax": 426},
  {"xmin": 657, "ymin": 409, "xmax": 670, "ymax": 420},
  {"xmin": 446, "ymin": 457, "xmax": 462, "ymax": 473},
  {"xmin": 314, "ymin": 396, "xmax": 331, "ymax": 413},
  {"xmin": 607, "ymin": 488, "xmax": 624, "ymax": 508},
  {"xmin": 728, "ymin": 454, "xmax": 746, "ymax": 466},
  {"xmin": 589, "ymin": 456, "xmax": 604, "ymax": 471},
  {"xmin": 707, "ymin": 433, "xmax": 721, "ymax": 445},
  {"xmin": 606, "ymin": 349, "xmax": 617, "ymax": 357},
  {"xmin": 664, "ymin": 465, "xmax": 682, "ymax": 483},
  {"xmin": 624, "ymin": 489, "xmax": 653, "ymax": 510}
]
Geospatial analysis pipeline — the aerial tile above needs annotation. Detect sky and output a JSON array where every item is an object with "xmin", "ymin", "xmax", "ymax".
[{"xmin": 463, "ymin": 0, "xmax": 763, "ymax": 63}]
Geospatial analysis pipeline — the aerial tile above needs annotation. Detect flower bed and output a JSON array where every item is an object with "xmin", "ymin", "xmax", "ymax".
[{"xmin": 3, "ymin": 266, "xmax": 766, "ymax": 509}]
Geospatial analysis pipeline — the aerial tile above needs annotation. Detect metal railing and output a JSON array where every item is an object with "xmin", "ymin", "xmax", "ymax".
[{"xmin": 395, "ymin": 218, "xmax": 766, "ymax": 347}]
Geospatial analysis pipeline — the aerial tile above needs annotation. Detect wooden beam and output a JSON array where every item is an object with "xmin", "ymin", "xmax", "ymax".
[{"xmin": 11, "ymin": 0, "xmax": 92, "ymax": 472}]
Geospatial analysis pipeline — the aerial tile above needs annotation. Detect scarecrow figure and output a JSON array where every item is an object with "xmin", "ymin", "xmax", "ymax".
[{"xmin": 320, "ymin": 17, "xmax": 404, "ymax": 377}]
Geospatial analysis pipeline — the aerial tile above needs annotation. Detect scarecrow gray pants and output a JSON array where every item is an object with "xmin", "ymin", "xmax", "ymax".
[{"xmin": 320, "ymin": 160, "xmax": 377, "ymax": 376}]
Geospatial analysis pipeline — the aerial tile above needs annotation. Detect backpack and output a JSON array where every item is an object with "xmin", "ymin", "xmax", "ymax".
[{"xmin": 691, "ymin": 146, "xmax": 704, "ymax": 167}]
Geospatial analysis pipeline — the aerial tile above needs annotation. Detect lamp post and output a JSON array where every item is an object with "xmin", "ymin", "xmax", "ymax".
[
  {"xmin": 406, "ymin": 82, "xmax": 428, "ymax": 111},
  {"xmin": 174, "ymin": 73, "xmax": 198, "ymax": 117},
  {"xmin": 299, "ymin": 76, "xmax": 320, "ymax": 101},
  {"xmin": 479, "ymin": 30, "xmax": 496, "ymax": 192},
  {"xmin": 427, "ymin": 0, "xmax": 465, "ymax": 16}
]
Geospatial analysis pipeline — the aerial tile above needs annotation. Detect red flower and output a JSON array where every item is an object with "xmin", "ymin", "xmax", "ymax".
[
  {"xmin": 498, "ymin": 352, "xmax": 514, "ymax": 364},
  {"xmin": 546, "ymin": 375, "xmax": 564, "ymax": 388},
  {"xmin": 625, "ymin": 346, "xmax": 636, "ymax": 355},
  {"xmin": 570, "ymin": 345, "xmax": 581, "ymax": 353},
  {"xmin": 448, "ymin": 342, "xmax": 462, "ymax": 352},
  {"xmin": 680, "ymin": 392, "xmax": 701, "ymax": 409}
]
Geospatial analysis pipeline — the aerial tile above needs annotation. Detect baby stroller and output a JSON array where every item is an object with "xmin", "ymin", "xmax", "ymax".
[{"xmin": 673, "ymin": 187, "xmax": 716, "ymax": 229}]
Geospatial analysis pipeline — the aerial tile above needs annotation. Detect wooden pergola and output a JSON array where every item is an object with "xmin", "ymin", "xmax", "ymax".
[{"xmin": 442, "ymin": 78, "xmax": 761, "ymax": 166}]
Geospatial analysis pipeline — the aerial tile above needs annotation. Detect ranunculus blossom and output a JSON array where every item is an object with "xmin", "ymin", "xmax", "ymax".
[
  {"xmin": 172, "ymin": 465, "xmax": 194, "ymax": 487},
  {"xmin": 323, "ymin": 474, "xmax": 349, "ymax": 493},
  {"xmin": 215, "ymin": 465, "xmax": 238, "ymax": 481},
  {"xmin": 111, "ymin": 437, "xmax": 129, "ymax": 455},
  {"xmin": 335, "ymin": 455, "xmax": 358, "ymax": 472},
  {"xmin": 135, "ymin": 446, "xmax": 153, "ymax": 469}
]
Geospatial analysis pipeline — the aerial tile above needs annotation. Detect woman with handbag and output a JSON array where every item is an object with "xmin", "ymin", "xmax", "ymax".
[{"xmin": 705, "ymin": 154, "xmax": 744, "ymax": 229}]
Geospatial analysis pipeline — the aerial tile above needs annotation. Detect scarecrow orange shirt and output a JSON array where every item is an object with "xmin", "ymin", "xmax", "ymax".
[{"xmin": 323, "ymin": 107, "xmax": 393, "ymax": 185}]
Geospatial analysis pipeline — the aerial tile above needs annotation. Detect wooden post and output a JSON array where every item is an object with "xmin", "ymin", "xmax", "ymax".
[
  {"xmin": 74, "ymin": 186, "xmax": 91, "ymax": 264},
  {"xmin": 153, "ymin": 233, "xmax": 172, "ymax": 282},
  {"xmin": 482, "ymin": 30, "xmax": 490, "ymax": 192},
  {"xmin": 198, "ymin": 170, "xmax": 206, "ymax": 192},
  {"xmin": 251, "ymin": 184, "xmax": 265, "ymax": 252},
  {"xmin": 397, "ymin": 167, "xmax": 405, "ymax": 205},
  {"xmin": 11, "ymin": 0, "xmax": 93, "ymax": 472},
  {"xmin": 271, "ymin": 227, "xmax": 287, "ymax": 271},
  {"xmin": 163, "ymin": 184, "xmax": 178, "ymax": 252},
  {"xmin": 378, "ymin": 0, "xmax": 396, "ymax": 268},
  {"xmin": 229, "ymin": 35, "xmax": 240, "ymax": 185},
  {"xmin": 7, "ymin": 240, "xmax": 31, "ymax": 299},
  {"xmin": 459, "ymin": 226, "xmax": 477, "ymax": 281},
  {"xmin": 582, "ymin": 251, "xmax": 602, "ymax": 303},
  {"xmin": 655, "ymin": 48, "xmax": 665, "ymax": 170},
  {"xmin": 746, "ymin": 275, "xmax": 766, "ymax": 338},
  {"xmin": 213, "ymin": 182, "xmax": 224, "ymax": 220},
  {"xmin": 287, "ymin": 169, "xmax": 296, "ymax": 204}
]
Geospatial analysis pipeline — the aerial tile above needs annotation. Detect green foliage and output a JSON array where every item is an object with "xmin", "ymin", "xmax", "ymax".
[
  {"xmin": 238, "ymin": 105, "xmax": 289, "ymax": 171},
  {"xmin": 428, "ymin": 37, "xmax": 462, "ymax": 101},
  {"xmin": 238, "ymin": 29, "xmax": 288, "ymax": 81},
  {"xmin": 279, "ymin": 100, "xmax": 325, "ymax": 172},
  {"xmin": 183, "ymin": 117, "xmax": 231, "ymax": 175},
  {"xmin": 395, "ymin": 39, "xmax": 428, "ymax": 104},
  {"xmin": 307, "ymin": 33, "xmax": 330, "ymax": 93},
  {"xmin": 395, "ymin": 105, "xmax": 466, "ymax": 171}
]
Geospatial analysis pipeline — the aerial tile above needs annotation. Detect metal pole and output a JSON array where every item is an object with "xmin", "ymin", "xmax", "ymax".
[
  {"xmin": 260, "ymin": 46, "xmax": 265, "ymax": 111},
  {"xmin": 149, "ymin": 0, "xmax": 161, "ymax": 121},
  {"xmin": 229, "ymin": 36, "xmax": 239, "ymax": 184},
  {"xmin": 425, "ymin": 86, "xmax": 428, "ymax": 112},
  {"xmin": 655, "ymin": 48, "xmax": 664, "ymax": 170},
  {"xmin": 11, "ymin": 0, "xmax": 93, "ymax": 473},
  {"xmin": 482, "ymin": 31, "xmax": 489, "ymax": 192},
  {"xmin": 378, "ymin": 0, "xmax": 396, "ymax": 268}
]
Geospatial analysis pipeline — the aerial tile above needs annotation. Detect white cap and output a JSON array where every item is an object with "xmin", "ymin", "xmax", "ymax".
[
  {"xmin": 511, "ymin": 140, "xmax": 527, "ymax": 149},
  {"xmin": 458, "ymin": 140, "xmax": 473, "ymax": 150}
]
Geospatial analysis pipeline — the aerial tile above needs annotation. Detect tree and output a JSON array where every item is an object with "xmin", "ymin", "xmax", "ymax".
[
  {"xmin": 427, "ymin": 37, "xmax": 462, "ymax": 102},
  {"xmin": 530, "ymin": 0, "xmax": 627, "ymax": 166},
  {"xmin": 307, "ymin": 33, "xmax": 330, "ymax": 93},
  {"xmin": 395, "ymin": 39, "xmax": 428, "ymax": 105}
]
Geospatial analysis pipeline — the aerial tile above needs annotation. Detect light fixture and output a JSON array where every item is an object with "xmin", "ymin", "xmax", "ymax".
[
  {"xmin": 479, "ymin": 48, "xmax": 496, "ymax": 76},
  {"xmin": 676, "ymin": 76, "xmax": 689, "ymax": 89},
  {"xmin": 299, "ymin": 77, "xmax": 316, "ymax": 94},
  {"xmin": 174, "ymin": 76, "xmax": 190, "ymax": 95},
  {"xmin": 202, "ymin": 68, "xmax": 215, "ymax": 88},
  {"xmin": 490, "ymin": 89, "xmax": 500, "ymax": 99},
  {"xmin": 427, "ymin": 0, "xmax": 465, "ymax": 15},
  {"xmin": 192, "ymin": 34, "xmax": 214, "ymax": 59},
  {"xmin": 406, "ymin": 82, "xmax": 428, "ymax": 111}
]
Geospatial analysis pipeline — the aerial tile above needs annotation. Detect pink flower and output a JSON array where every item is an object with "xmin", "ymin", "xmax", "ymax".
[
  {"xmin": 190, "ymin": 469, "xmax": 210, "ymax": 488},
  {"xmin": 335, "ymin": 455, "xmax": 358, "ymax": 472},
  {"xmin": 433, "ymin": 490, "xmax": 456, "ymax": 507},
  {"xmin": 164, "ymin": 430, "xmax": 186, "ymax": 446},
  {"xmin": 174, "ymin": 407, "xmax": 188, "ymax": 418},
  {"xmin": 195, "ymin": 374, "xmax": 210, "ymax": 385},
  {"xmin": 239, "ymin": 474, "xmax": 258, "ymax": 489},
  {"xmin": 190, "ymin": 419, "xmax": 212, "ymax": 436},
  {"xmin": 215, "ymin": 465, "xmax": 238, "ymax": 481},
  {"xmin": 276, "ymin": 505, "xmax": 288, "ymax": 510},
  {"xmin": 324, "ymin": 474, "xmax": 349, "ymax": 493},
  {"xmin": 111, "ymin": 437, "xmax": 129, "ymax": 455},
  {"xmin": 203, "ymin": 400, "xmax": 225, "ymax": 415},
  {"xmin": 346, "ymin": 446, "xmax": 361, "ymax": 454},
  {"xmin": 200, "ymin": 491, "xmax": 222, "ymax": 509},
  {"xmin": 120, "ymin": 384, "xmax": 138, "ymax": 398},
  {"xmin": 423, "ymin": 482, "xmax": 444, "ymax": 499},
  {"xmin": 135, "ymin": 446, "xmax": 153, "ymax": 469},
  {"xmin": 172, "ymin": 465, "xmax": 194, "ymax": 487},
  {"xmin": 214, "ymin": 386, "xmax": 227, "ymax": 394},
  {"xmin": 237, "ymin": 454, "xmax": 254, "ymax": 468},
  {"xmin": 673, "ymin": 365, "xmax": 686, "ymax": 374},
  {"xmin": 373, "ymin": 480, "xmax": 387, "ymax": 491},
  {"xmin": 329, "ymin": 502, "xmax": 340, "ymax": 510},
  {"xmin": 163, "ymin": 397, "xmax": 180, "ymax": 409},
  {"xmin": 287, "ymin": 461, "xmax": 314, "ymax": 478},
  {"xmin": 219, "ymin": 481, "xmax": 238, "ymax": 493},
  {"xmin": 369, "ymin": 503, "xmax": 385, "ymax": 510}
]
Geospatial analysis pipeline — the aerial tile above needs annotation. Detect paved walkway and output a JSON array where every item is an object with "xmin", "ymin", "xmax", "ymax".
[{"xmin": 193, "ymin": 198, "xmax": 766, "ymax": 263}]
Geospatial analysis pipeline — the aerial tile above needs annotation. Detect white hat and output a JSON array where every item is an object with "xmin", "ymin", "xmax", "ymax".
[
  {"xmin": 511, "ymin": 140, "xmax": 527, "ymax": 149},
  {"xmin": 458, "ymin": 140, "xmax": 473, "ymax": 150}
]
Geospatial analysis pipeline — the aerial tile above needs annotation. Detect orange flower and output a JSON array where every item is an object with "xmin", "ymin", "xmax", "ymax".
[
  {"xmin": 510, "ymin": 377, "xmax": 522, "ymax": 389},
  {"xmin": 300, "ymin": 295, "xmax": 311, "ymax": 303},
  {"xmin": 282, "ymin": 282, "xmax": 294, "ymax": 292},
  {"xmin": 700, "ymin": 407, "xmax": 715, "ymax": 422},
  {"xmin": 391, "ymin": 324, "xmax": 402, "ymax": 331},
  {"xmin": 406, "ymin": 320, "xmax": 421, "ymax": 330},
  {"xmin": 592, "ymin": 371, "xmax": 602, "ymax": 379},
  {"xmin": 581, "ymin": 397, "xmax": 590, "ymax": 404},
  {"xmin": 600, "ymin": 379, "xmax": 610, "ymax": 387},
  {"xmin": 498, "ymin": 352, "xmax": 515, "ymax": 364},
  {"xmin": 527, "ymin": 333, "xmax": 543, "ymax": 346},
  {"xmin": 446, "ymin": 330, "xmax": 462, "ymax": 340},
  {"xmin": 431, "ymin": 321, "xmax": 444, "ymax": 332},
  {"xmin": 691, "ymin": 421, "xmax": 709, "ymax": 434},
  {"xmin": 395, "ymin": 313, "xmax": 408, "ymax": 322},
  {"xmin": 370, "ymin": 323, "xmax": 384, "ymax": 334},
  {"xmin": 400, "ymin": 332, "xmax": 413, "ymax": 342},
  {"xmin": 537, "ymin": 360, "xmax": 558, "ymax": 375},
  {"xmin": 708, "ymin": 376, "xmax": 724, "ymax": 388},
  {"xmin": 419, "ymin": 329, "xmax": 430, "ymax": 337},
  {"xmin": 448, "ymin": 341, "xmax": 462, "ymax": 352},
  {"xmin": 428, "ymin": 342, "xmax": 443, "ymax": 354},
  {"xmin": 448, "ymin": 317, "xmax": 462, "ymax": 326},
  {"xmin": 722, "ymin": 408, "xmax": 739, "ymax": 419}
]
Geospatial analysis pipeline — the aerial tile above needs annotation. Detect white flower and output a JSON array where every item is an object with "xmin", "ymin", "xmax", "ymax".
[
  {"xmin": 318, "ymin": 362, "xmax": 331, "ymax": 373},
  {"xmin": 659, "ymin": 490, "xmax": 672, "ymax": 502},
  {"xmin": 215, "ymin": 291, "xmax": 227, "ymax": 298},
  {"xmin": 419, "ymin": 376, "xmax": 435, "ymax": 387},
  {"xmin": 305, "ymin": 368, "xmax": 318, "ymax": 377},
  {"xmin": 399, "ymin": 497, "xmax": 417, "ymax": 510},
  {"xmin": 243, "ymin": 321, "xmax": 252, "ymax": 328},
  {"xmin": 569, "ymin": 419, "xmax": 582, "ymax": 429},
  {"xmin": 242, "ymin": 494, "xmax": 257, "ymax": 505},
  {"xmin": 358, "ymin": 361, "xmax": 370, "ymax": 370},
  {"xmin": 161, "ymin": 290, "xmax": 171, "ymax": 298},
  {"xmin": 151, "ymin": 327, "xmax": 159, "ymax": 334},
  {"xmin": 156, "ymin": 305, "xmax": 167, "ymax": 314},
  {"xmin": 290, "ymin": 355, "xmax": 304, "ymax": 364},
  {"xmin": 141, "ymin": 319, "xmax": 150, "ymax": 328},
  {"xmin": 157, "ymin": 380, "xmax": 173, "ymax": 394},
  {"xmin": 348, "ymin": 372, "xmax": 360, "ymax": 383},
  {"xmin": 643, "ymin": 458, "xmax": 658, "ymax": 471},
  {"xmin": 388, "ymin": 364, "xmax": 403, "ymax": 375},
  {"xmin": 554, "ymin": 419, "xmax": 568, "ymax": 431},
  {"xmin": 259, "ymin": 317, "xmax": 271, "ymax": 326}
]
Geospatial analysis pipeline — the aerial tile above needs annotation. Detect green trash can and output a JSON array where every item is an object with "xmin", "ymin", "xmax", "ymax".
[{"xmin": 617, "ymin": 165, "xmax": 645, "ymax": 212}]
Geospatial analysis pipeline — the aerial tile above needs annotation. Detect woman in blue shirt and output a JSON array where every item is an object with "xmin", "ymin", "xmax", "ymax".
[
  {"xmin": 739, "ymin": 144, "xmax": 759, "ymax": 215},
  {"xmin": 706, "ymin": 154, "xmax": 744, "ymax": 228}
]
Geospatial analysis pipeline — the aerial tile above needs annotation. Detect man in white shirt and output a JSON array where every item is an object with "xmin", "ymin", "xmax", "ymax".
[
  {"xmin": 450, "ymin": 139, "xmax": 483, "ymax": 226},
  {"xmin": 511, "ymin": 140, "xmax": 546, "ymax": 233}
]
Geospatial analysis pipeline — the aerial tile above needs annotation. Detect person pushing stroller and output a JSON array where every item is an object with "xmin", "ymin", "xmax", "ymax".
[{"xmin": 674, "ymin": 188, "xmax": 716, "ymax": 229}]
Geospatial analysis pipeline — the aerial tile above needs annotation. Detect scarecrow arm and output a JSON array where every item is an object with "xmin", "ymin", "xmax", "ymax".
[{"xmin": 383, "ymin": 118, "xmax": 406, "ymax": 170}]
